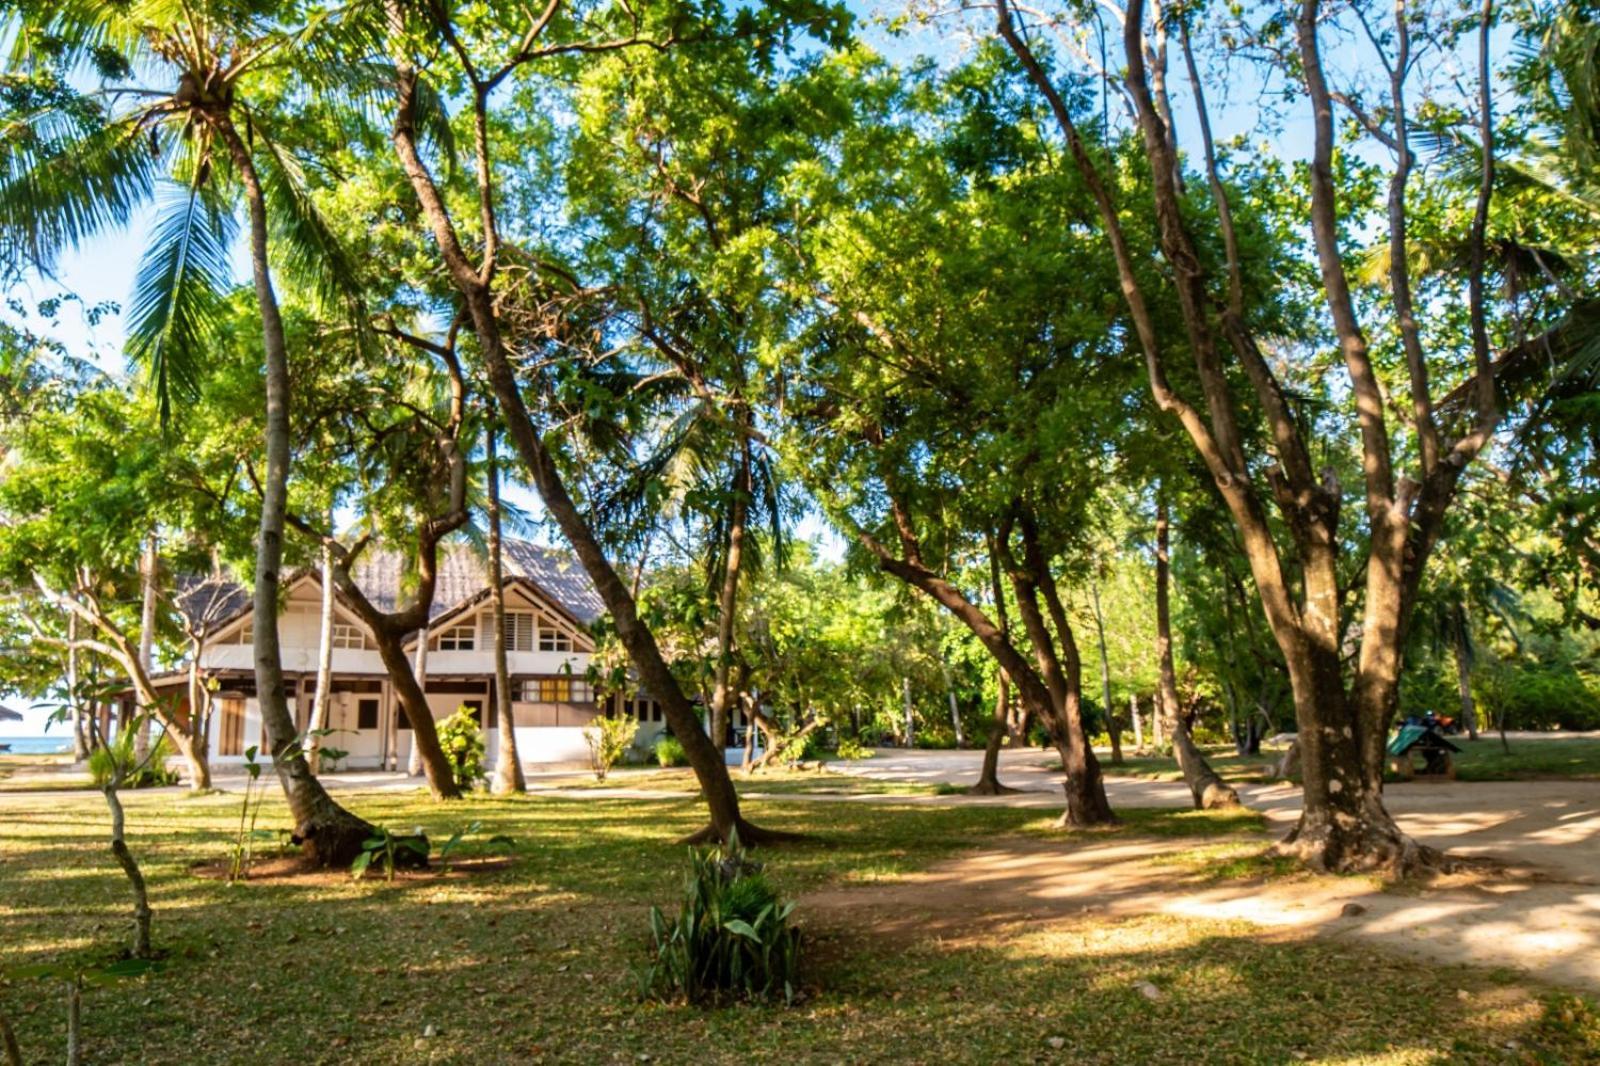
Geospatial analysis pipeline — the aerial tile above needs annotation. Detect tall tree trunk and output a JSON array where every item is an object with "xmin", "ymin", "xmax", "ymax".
[
  {"xmin": 389, "ymin": 56, "xmax": 777, "ymax": 846},
  {"xmin": 1155, "ymin": 498, "xmax": 1239, "ymax": 809},
  {"xmin": 218, "ymin": 119, "xmax": 376, "ymax": 867},
  {"xmin": 134, "ymin": 532, "xmax": 157, "ymax": 761},
  {"xmin": 487, "ymin": 424, "xmax": 525, "ymax": 794},
  {"xmin": 407, "ymin": 627, "xmax": 428, "ymax": 778},
  {"xmin": 709, "ymin": 432, "xmax": 752, "ymax": 755},
  {"xmin": 1130, "ymin": 693, "xmax": 1144, "ymax": 751},
  {"xmin": 305, "ymin": 537, "xmax": 336, "ymax": 774},
  {"xmin": 1451, "ymin": 605, "xmax": 1479, "ymax": 741},
  {"xmin": 1090, "ymin": 576, "xmax": 1122, "ymax": 764}
]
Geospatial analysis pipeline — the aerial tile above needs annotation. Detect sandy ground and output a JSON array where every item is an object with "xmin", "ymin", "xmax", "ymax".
[
  {"xmin": 7, "ymin": 745, "xmax": 1599, "ymax": 991},
  {"xmin": 807, "ymin": 749, "xmax": 1600, "ymax": 993}
]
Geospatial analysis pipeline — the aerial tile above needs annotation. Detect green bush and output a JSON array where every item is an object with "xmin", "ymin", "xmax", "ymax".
[
  {"xmin": 583, "ymin": 714, "xmax": 639, "ymax": 781},
  {"xmin": 1476, "ymin": 661, "xmax": 1600, "ymax": 731},
  {"xmin": 655, "ymin": 734, "xmax": 688, "ymax": 768},
  {"xmin": 636, "ymin": 830, "xmax": 801, "ymax": 1005},
  {"xmin": 914, "ymin": 725, "xmax": 957, "ymax": 750},
  {"xmin": 438, "ymin": 706, "xmax": 486, "ymax": 789},
  {"xmin": 833, "ymin": 737, "xmax": 872, "ymax": 761},
  {"xmin": 89, "ymin": 730, "xmax": 177, "ymax": 789}
]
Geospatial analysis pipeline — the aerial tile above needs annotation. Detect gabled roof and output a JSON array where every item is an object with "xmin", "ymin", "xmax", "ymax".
[{"xmin": 180, "ymin": 539, "xmax": 605, "ymax": 635}]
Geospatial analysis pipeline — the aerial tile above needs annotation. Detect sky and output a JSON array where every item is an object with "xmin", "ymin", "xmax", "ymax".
[{"xmin": 0, "ymin": 2, "xmax": 1509, "ymax": 736}]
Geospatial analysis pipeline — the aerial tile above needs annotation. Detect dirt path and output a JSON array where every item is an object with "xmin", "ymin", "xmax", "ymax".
[{"xmin": 802, "ymin": 784, "xmax": 1600, "ymax": 993}]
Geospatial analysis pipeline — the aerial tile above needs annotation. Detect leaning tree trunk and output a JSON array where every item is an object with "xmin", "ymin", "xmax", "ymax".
[
  {"xmin": 219, "ymin": 119, "xmax": 377, "ymax": 867},
  {"xmin": 103, "ymin": 781, "xmax": 151, "ymax": 959},
  {"xmin": 487, "ymin": 424, "xmax": 525, "ymax": 794},
  {"xmin": 305, "ymin": 537, "xmax": 336, "ymax": 774},
  {"xmin": 371, "ymin": 631, "xmax": 462, "ymax": 800},
  {"xmin": 1155, "ymin": 498, "xmax": 1239, "ymax": 809},
  {"xmin": 388, "ymin": 62, "xmax": 777, "ymax": 846}
]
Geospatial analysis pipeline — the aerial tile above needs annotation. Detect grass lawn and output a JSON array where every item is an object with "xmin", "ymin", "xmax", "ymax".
[
  {"xmin": 2, "ymin": 789, "xmax": 1597, "ymax": 1064},
  {"xmin": 539, "ymin": 765, "xmax": 946, "ymax": 796},
  {"xmin": 1449, "ymin": 736, "xmax": 1600, "ymax": 781}
]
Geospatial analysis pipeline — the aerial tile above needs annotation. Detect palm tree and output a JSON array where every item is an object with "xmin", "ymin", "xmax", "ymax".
[{"xmin": 1, "ymin": 1, "xmax": 383, "ymax": 864}]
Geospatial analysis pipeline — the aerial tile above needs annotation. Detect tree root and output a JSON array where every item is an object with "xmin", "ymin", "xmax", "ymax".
[
  {"xmin": 1197, "ymin": 781, "xmax": 1244, "ymax": 810},
  {"xmin": 1274, "ymin": 819, "xmax": 1465, "ymax": 880},
  {"xmin": 676, "ymin": 818, "xmax": 806, "ymax": 847},
  {"xmin": 968, "ymin": 779, "xmax": 1023, "ymax": 796}
]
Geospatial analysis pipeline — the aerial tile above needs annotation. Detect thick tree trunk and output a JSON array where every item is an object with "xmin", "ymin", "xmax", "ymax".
[
  {"xmin": 487, "ymin": 425, "xmax": 525, "ymax": 794},
  {"xmin": 709, "ymin": 433, "xmax": 751, "ymax": 754},
  {"xmin": 408, "ymin": 629, "xmax": 427, "ymax": 777},
  {"xmin": 1155, "ymin": 499, "xmax": 1239, "ymax": 809},
  {"xmin": 219, "ymin": 119, "xmax": 377, "ymax": 868},
  {"xmin": 305, "ymin": 539, "xmax": 336, "ymax": 774},
  {"xmin": 134, "ymin": 532, "xmax": 157, "ymax": 762},
  {"xmin": 371, "ymin": 630, "xmax": 461, "ymax": 799}
]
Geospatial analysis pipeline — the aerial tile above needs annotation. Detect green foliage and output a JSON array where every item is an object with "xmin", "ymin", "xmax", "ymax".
[
  {"xmin": 636, "ymin": 830, "xmax": 801, "ymax": 1006},
  {"xmin": 351, "ymin": 828, "xmax": 429, "ymax": 882},
  {"xmin": 654, "ymin": 734, "xmax": 688, "ymax": 768},
  {"xmin": 1476, "ymin": 660, "xmax": 1600, "ymax": 731},
  {"xmin": 833, "ymin": 737, "xmax": 872, "ymax": 761},
  {"xmin": 583, "ymin": 714, "xmax": 639, "ymax": 781},
  {"xmin": 438, "ymin": 707, "xmax": 486, "ymax": 790},
  {"xmin": 89, "ymin": 730, "xmax": 176, "ymax": 789}
]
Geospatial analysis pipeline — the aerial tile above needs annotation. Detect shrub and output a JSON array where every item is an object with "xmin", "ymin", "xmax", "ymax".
[
  {"xmin": 636, "ymin": 830, "xmax": 801, "ymax": 1005},
  {"xmin": 438, "ymin": 707, "xmax": 486, "ymax": 789},
  {"xmin": 655, "ymin": 734, "xmax": 688, "ymax": 768},
  {"xmin": 89, "ymin": 731, "xmax": 177, "ymax": 789},
  {"xmin": 833, "ymin": 737, "xmax": 872, "ymax": 761},
  {"xmin": 584, "ymin": 714, "xmax": 638, "ymax": 781},
  {"xmin": 914, "ymin": 725, "xmax": 957, "ymax": 750}
]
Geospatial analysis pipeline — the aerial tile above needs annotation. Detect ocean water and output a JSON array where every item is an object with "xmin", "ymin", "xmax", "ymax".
[{"xmin": 0, "ymin": 736, "xmax": 73, "ymax": 754}]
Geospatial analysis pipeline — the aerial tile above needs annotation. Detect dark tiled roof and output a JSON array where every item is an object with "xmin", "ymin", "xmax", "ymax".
[
  {"xmin": 174, "ymin": 574, "xmax": 252, "ymax": 630},
  {"xmin": 180, "ymin": 539, "xmax": 604, "ymax": 631}
]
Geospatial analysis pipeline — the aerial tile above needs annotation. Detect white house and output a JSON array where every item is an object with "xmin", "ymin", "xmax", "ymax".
[{"xmin": 156, "ymin": 540, "xmax": 669, "ymax": 770}]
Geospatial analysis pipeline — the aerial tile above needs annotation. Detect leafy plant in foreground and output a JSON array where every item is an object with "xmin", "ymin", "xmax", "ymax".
[
  {"xmin": 636, "ymin": 829, "xmax": 802, "ymax": 1005},
  {"xmin": 438, "ymin": 706, "xmax": 486, "ymax": 790},
  {"xmin": 351, "ymin": 828, "xmax": 429, "ymax": 882}
]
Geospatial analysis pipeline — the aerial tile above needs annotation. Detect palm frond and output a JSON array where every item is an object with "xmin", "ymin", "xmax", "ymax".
[
  {"xmin": 253, "ymin": 132, "xmax": 367, "ymax": 331},
  {"xmin": 0, "ymin": 82, "xmax": 160, "ymax": 275},
  {"xmin": 124, "ymin": 178, "xmax": 238, "ymax": 425}
]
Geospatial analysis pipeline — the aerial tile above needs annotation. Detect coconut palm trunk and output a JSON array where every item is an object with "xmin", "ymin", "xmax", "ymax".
[{"xmin": 217, "ymin": 119, "xmax": 376, "ymax": 866}]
